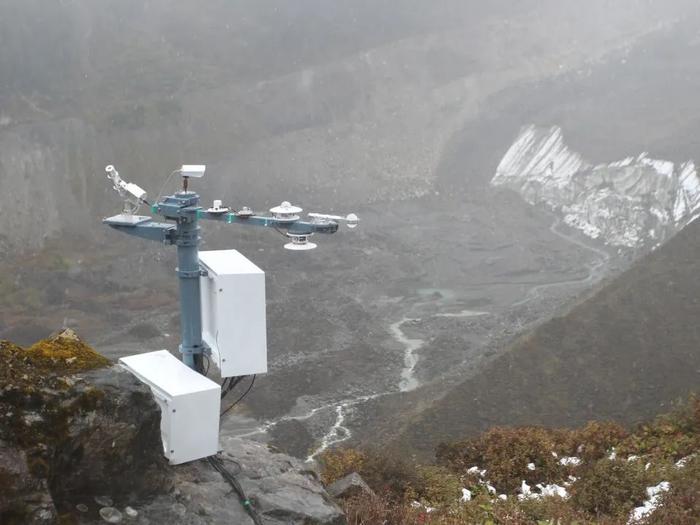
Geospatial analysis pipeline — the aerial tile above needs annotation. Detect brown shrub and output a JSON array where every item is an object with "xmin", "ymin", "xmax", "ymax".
[
  {"xmin": 414, "ymin": 465, "xmax": 462, "ymax": 506},
  {"xmin": 571, "ymin": 458, "xmax": 649, "ymax": 517},
  {"xmin": 359, "ymin": 449, "xmax": 425, "ymax": 500},
  {"xmin": 618, "ymin": 396, "xmax": 700, "ymax": 460},
  {"xmin": 572, "ymin": 421, "xmax": 628, "ymax": 462},
  {"xmin": 495, "ymin": 496, "xmax": 597, "ymax": 525},
  {"xmin": 646, "ymin": 455, "xmax": 700, "ymax": 525},
  {"xmin": 437, "ymin": 426, "xmax": 569, "ymax": 493},
  {"xmin": 319, "ymin": 448, "xmax": 367, "ymax": 485},
  {"xmin": 320, "ymin": 447, "xmax": 422, "ymax": 501}
]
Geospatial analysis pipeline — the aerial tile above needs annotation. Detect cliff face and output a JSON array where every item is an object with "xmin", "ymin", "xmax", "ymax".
[{"xmin": 492, "ymin": 125, "xmax": 700, "ymax": 248}]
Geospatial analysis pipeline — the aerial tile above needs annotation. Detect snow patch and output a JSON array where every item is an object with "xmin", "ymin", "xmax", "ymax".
[
  {"xmin": 559, "ymin": 456, "xmax": 582, "ymax": 466},
  {"xmin": 628, "ymin": 482, "xmax": 670, "ymax": 523}
]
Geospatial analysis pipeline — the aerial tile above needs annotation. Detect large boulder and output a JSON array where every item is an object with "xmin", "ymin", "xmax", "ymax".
[{"xmin": 0, "ymin": 330, "xmax": 169, "ymax": 522}]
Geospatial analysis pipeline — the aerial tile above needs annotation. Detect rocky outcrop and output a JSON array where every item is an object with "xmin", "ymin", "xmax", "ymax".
[
  {"xmin": 134, "ymin": 437, "xmax": 345, "ymax": 525},
  {"xmin": 492, "ymin": 125, "xmax": 700, "ymax": 248},
  {"xmin": 0, "ymin": 329, "xmax": 169, "ymax": 522},
  {"xmin": 1, "ymin": 330, "xmax": 344, "ymax": 524}
]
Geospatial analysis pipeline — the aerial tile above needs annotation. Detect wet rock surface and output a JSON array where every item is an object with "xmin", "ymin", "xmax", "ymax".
[{"xmin": 133, "ymin": 437, "xmax": 345, "ymax": 525}]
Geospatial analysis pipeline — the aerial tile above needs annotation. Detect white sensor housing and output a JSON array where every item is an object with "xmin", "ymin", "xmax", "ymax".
[
  {"xmin": 119, "ymin": 350, "xmax": 221, "ymax": 465},
  {"xmin": 200, "ymin": 250, "xmax": 267, "ymax": 378},
  {"xmin": 181, "ymin": 165, "xmax": 206, "ymax": 178}
]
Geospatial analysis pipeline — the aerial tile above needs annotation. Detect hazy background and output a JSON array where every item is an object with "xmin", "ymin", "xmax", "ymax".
[{"xmin": 2, "ymin": 0, "xmax": 700, "ymax": 458}]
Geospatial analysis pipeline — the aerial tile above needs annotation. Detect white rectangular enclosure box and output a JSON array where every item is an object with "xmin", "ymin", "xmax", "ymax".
[
  {"xmin": 199, "ymin": 249, "xmax": 267, "ymax": 377},
  {"xmin": 119, "ymin": 350, "xmax": 221, "ymax": 465}
]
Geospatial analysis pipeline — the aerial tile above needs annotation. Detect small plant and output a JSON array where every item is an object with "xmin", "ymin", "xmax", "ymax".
[{"xmin": 319, "ymin": 447, "xmax": 366, "ymax": 485}]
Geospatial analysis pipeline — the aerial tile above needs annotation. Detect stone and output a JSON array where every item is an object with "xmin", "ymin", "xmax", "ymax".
[
  {"xmin": 99, "ymin": 506, "xmax": 123, "ymax": 523},
  {"xmin": 327, "ymin": 472, "xmax": 376, "ymax": 500},
  {"xmin": 124, "ymin": 506, "xmax": 138, "ymax": 518}
]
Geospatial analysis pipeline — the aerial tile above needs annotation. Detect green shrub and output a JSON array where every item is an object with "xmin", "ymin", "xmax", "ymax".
[
  {"xmin": 415, "ymin": 465, "xmax": 462, "ymax": 506},
  {"xmin": 572, "ymin": 421, "xmax": 628, "ymax": 462},
  {"xmin": 320, "ymin": 447, "xmax": 422, "ymax": 501},
  {"xmin": 645, "ymin": 455, "xmax": 700, "ymax": 525},
  {"xmin": 619, "ymin": 396, "xmax": 700, "ymax": 460},
  {"xmin": 438, "ymin": 427, "xmax": 568, "ymax": 493},
  {"xmin": 571, "ymin": 458, "xmax": 648, "ymax": 517},
  {"xmin": 318, "ymin": 447, "xmax": 366, "ymax": 485}
]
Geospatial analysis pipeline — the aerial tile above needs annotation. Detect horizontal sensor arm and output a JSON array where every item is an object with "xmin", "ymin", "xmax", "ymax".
[{"xmin": 196, "ymin": 210, "xmax": 339, "ymax": 235}]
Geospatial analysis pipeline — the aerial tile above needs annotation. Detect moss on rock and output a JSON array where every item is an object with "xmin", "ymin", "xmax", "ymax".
[{"xmin": 24, "ymin": 328, "xmax": 110, "ymax": 372}]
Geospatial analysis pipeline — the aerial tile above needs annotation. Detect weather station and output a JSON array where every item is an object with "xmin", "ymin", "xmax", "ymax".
[{"xmin": 100, "ymin": 164, "xmax": 358, "ymax": 466}]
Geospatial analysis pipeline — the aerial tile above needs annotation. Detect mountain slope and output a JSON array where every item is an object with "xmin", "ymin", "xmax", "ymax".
[
  {"xmin": 395, "ymin": 219, "xmax": 700, "ymax": 459},
  {"xmin": 492, "ymin": 125, "xmax": 700, "ymax": 249}
]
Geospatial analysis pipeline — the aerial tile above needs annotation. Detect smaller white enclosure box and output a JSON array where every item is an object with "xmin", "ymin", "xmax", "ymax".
[
  {"xmin": 199, "ymin": 249, "xmax": 267, "ymax": 377},
  {"xmin": 119, "ymin": 350, "xmax": 221, "ymax": 465}
]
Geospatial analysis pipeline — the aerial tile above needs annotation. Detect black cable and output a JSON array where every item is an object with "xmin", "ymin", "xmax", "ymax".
[
  {"xmin": 220, "ymin": 375, "xmax": 256, "ymax": 417},
  {"xmin": 221, "ymin": 375, "xmax": 245, "ymax": 399},
  {"xmin": 273, "ymin": 227, "xmax": 290, "ymax": 239},
  {"xmin": 207, "ymin": 455, "xmax": 264, "ymax": 525}
]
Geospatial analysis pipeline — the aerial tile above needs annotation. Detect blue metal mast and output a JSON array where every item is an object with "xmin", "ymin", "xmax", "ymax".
[{"xmin": 102, "ymin": 167, "xmax": 343, "ymax": 373}]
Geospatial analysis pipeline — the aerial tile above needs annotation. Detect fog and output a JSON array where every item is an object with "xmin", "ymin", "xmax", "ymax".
[{"xmin": 2, "ymin": 0, "xmax": 700, "ymax": 460}]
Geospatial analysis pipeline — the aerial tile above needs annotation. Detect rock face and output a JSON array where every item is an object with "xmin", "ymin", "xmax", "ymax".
[
  {"xmin": 492, "ymin": 125, "xmax": 700, "ymax": 248},
  {"xmin": 0, "ymin": 442, "xmax": 56, "ymax": 523},
  {"xmin": 327, "ymin": 472, "xmax": 376, "ymax": 500},
  {"xmin": 134, "ymin": 437, "xmax": 345, "ymax": 525},
  {"xmin": 1, "ymin": 330, "xmax": 345, "ymax": 524},
  {"xmin": 0, "ymin": 330, "xmax": 169, "ymax": 522}
]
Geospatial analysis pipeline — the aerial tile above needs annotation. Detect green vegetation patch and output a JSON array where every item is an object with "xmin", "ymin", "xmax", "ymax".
[{"xmin": 23, "ymin": 329, "xmax": 110, "ymax": 373}]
